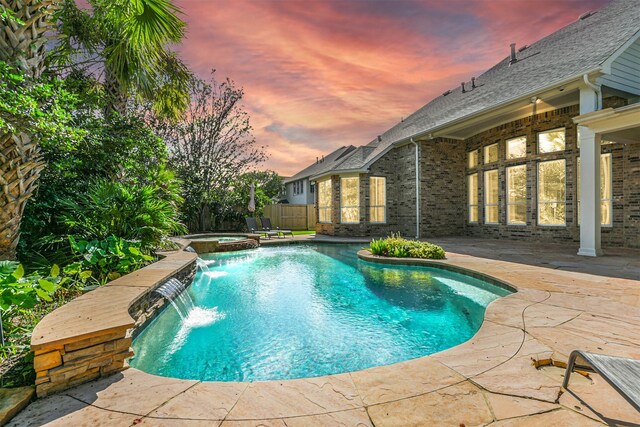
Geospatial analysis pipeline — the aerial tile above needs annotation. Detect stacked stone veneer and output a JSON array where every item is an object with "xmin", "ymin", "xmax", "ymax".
[
  {"xmin": 187, "ymin": 235, "xmax": 260, "ymax": 254},
  {"xmin": 316, "ymin": 99, "xmax": 640, "ymax": 248},
  {"xmin": 32, "ymin": 251, "xmax": 196, "ymax": 397}
]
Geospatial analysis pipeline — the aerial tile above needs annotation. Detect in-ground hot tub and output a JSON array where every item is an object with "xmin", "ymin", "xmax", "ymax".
[{"xmin": 185, "ymin": 233, "xmax": 260, "ymax": 253}]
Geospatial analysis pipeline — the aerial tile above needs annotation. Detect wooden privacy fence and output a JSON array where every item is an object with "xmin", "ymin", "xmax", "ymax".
[{"xmin": 263, "ymin": 204, "xmax": 316, "ymax": 230}]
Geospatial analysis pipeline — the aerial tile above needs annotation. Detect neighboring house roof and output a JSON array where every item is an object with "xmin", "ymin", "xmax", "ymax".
[
  {"xmin": 313, "ymin": 0, "xmax": 640, "ymax": 178},
  {"xmin": 283, "ymin": 145, "xmax": 356, "ymax": 183}
]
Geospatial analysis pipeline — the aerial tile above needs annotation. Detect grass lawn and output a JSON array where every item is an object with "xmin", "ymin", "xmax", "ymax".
[{"xmin": 292, "ymin": 230, "xmax": 316, "ymax": 235}]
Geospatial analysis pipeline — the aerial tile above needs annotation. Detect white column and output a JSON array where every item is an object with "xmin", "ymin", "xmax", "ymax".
[{"xmin": 577, "ymin": 125, "xmax": 602, "ymax": 256}]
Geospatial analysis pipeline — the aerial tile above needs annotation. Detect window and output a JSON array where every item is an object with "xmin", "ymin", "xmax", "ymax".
[
  {"xmin": 467, "ymin": 150, "xmax": 478, "ymax": 169},
  {"xmin": 538, "ymin": 159, "xmax": 566, "ymax": 225},
  {"xmin": 293, "ymin": 181, "xmax": 303, "ymax": 195},
  {"xmin": 484, "ymin": 143, "xmax": 498, "ymax": 164},
  {"xmin": 506, "ymin": 165, "xmax": 527, "ymax": 225},
  {"xmin": 484, "ymin": 169, "xmax": 499, "ymax": 224},
  {"xmin": 318, "ymin": 179, "xmax": 332, "ymax": 223},
  {"xmin": 577, "ymin": 153, "xmax": 612, "ymax": 226},
  {"xmin": 468, "ymin": 173, "xmax": 478, "ymax": 223},
  {"xmin": 340, "ymin": 177, "xmax": 360, "ymax": 223},
  {"xmin": 538, "ymin": 128, "xmax": 565, "ymax": 153},
  {"xmin": 310, "ymin": 183, "xmax": 315, "ymax": 194},
  {"xmin": 370, "ymin": 177, "xmax": 386, "ymax": 223},
  {"xmin": 506, "ymin": 136, "xmax": 526, "ymax": 159}
]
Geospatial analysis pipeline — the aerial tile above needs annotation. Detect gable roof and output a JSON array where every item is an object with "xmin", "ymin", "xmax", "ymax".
[
  {"xmin": 314, "ymin": 0, "xmax": 640, "ymax": 178},
  {"xmin": 284, "ymin": 145, "xmax": 356, "ymax": 183}
]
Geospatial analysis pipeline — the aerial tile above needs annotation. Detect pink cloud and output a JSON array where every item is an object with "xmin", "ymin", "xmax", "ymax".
[{"xmin": 176, "ymin": 0, "xmax": 611, "ymax": 176}]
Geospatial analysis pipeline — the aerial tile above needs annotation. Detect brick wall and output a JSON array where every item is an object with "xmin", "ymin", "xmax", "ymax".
[
  {"xmin": 316, "ymin": 99, "xmax": 639, "ymax": 248},
  {"xmin": 420, "ymin": 138, "xmax": 466, "ymax": 238},
  {"xmin": 463, "ymin": 101, "xmax": 639, "ymax": 248}
]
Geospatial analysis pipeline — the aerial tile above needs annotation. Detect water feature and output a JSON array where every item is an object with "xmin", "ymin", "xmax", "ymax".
[
  {"xmin": 133, "ymin": 244, "xmax": 512, "ymax": 382},
  {"xmin": 154, "ymin": 277, "xmax": 225, "ymax": 329}
]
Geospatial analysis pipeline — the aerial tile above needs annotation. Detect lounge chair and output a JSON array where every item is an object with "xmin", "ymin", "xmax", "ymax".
[
  {"xmin": 563, "ymin": 350, "xmax": 640, "ymax": 412},
  {"xmin": 260, "ymin": 217, "xmax": 293, "ymax": 238},
  {"xmin": 245, "ymin": 217, "xmax": 277, "ymax": 239}
]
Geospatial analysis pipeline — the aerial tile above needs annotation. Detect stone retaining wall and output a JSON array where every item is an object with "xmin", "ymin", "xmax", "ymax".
[{"xmin": 31, "ymin": 247, "xmax": 197, "ymax": 397}]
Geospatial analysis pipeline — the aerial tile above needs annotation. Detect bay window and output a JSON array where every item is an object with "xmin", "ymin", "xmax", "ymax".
[
  {"xmin": 538, "ymin": 159, "xmax": 566, "ymax": 225},
  {"xmin": 484, "ymin": 169, "xmax": 499, "ymax": 224},
  {"xmin": 340, "ymin": 177, "xmax": 360, "ymax": 223},
  {"xmin": 506, "ymin": 165, "xmax": 527, "ymax": 225},
  {"xmin": 370, "ymin": 177, "xmax": 386, "ymax": 223},
  {"xmin": 538, "ymin": 128, "xmax": 565, "ymax": 153},
  {"xmin": 318, "ymin": 179, "xmax": 332, "ymax": 223},
  {"xmin": 468, "ymin": 173, "xmax": 478, "ymax": 223}
]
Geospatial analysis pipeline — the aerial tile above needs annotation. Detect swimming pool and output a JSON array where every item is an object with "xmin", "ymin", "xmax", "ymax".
[{"xmin": 130, "ymin": 244, "xmax": 512, "ymax": 382}]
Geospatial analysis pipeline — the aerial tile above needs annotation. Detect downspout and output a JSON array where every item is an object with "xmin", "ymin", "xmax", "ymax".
[
  {"xmin": 411, "ymin": 138, "xmax": 420, "ymax": 239},
  {"xmin": 582, "ymin": 74, "xmax": 601, "ymax": 111}
]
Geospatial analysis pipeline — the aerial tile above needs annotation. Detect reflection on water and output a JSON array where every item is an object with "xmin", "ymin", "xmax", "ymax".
[{"xmin": 131, "ymin": 244, "xmax": 511, "ymax": 382}]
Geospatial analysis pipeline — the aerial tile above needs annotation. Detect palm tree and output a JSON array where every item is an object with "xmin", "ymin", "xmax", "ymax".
[
  {"xmin": 0, "ymin": 0, "xmax": 190, "ymax": 259},
  {"xmin": 54, "ymin": 0, "xmax": 191, "ymax": 118},
  {"xmin": 0, "ymin": 1, "xmax": 59, "ymax": 259}
]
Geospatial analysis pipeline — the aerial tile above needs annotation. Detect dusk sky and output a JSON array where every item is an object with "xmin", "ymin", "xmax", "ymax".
[{"xmin": 176, "ymin": 0, "xmax": 611, "ymax": 176}]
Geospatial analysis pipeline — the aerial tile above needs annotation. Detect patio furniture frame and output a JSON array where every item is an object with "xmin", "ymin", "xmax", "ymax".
[
  {"xmin": 245, "ymin": 217, "xmax": 278, "ymax": 239},
  {"xmin": 260, "ymin": 217, "xmax": 294, "ymax": 238},
  {"xmin": 563, "ymin": 350, "xmax": 640, "ymax": 413}
]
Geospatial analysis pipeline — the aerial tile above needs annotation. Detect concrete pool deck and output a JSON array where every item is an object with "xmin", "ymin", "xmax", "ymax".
[{"xmin": 9, "ymin": 238, "xmax": 640, "ymax": 426}]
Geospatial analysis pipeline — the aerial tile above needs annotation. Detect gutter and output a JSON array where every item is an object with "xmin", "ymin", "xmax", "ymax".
[
  {"xmin": 582, "ymin": 73, "xmax": 601, "ymax": 111},
  {"xmin": 411, "ymin": 138, "xmax": 420, "ymax": 239}
]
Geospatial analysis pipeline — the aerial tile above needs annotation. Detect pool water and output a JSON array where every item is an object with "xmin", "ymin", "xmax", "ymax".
[{"xmin": 130, "ymin": 244, "xmax": 511, "ymax": 382}]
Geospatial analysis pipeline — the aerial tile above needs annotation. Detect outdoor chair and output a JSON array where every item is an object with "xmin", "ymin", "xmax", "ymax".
[
  {"xmin": 563, "ymin": 350, "xmax": 640, "ymax": 413},
  {"xmin": 260, "ymin": 217, "xmax": 294, "ymax": 238},
  {"xmin": 245, "ymin": 217, "xmax": 277, "ymax": 239}
]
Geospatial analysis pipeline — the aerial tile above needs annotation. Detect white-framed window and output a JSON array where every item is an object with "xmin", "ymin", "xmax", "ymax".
[
  {"xmin": 577, "ymin": 153, "xmax": 612, "ymax": 226},
  {"xmin": 468, "ymin": 173, "xmax": 478, "ymax": 223},
  {"xmin": 506, "ymin": 136, "xmax": 527, "ymax": 159},
  {"xmin": 369, "ymin": 177, "xmax": 386, "ymax": 223},
  {"xmin": 293, "ymin": 181, "xmax": 303, "ymax": 195},
  {"xmin": 310, "ymin": 183, "xmax": 315, "ymax": 194},
  {"xmin": 484, "ymin": 169, "xmax": 499, "ymax": 224},
  {"xmin": 537, "ymin": 159, "xmax": 566, "ymax": 225},
  {"xmin": 538, "ymin": 128, "xmax": 565, "ymax": 153},
  {"xmin": 467, "ymin": 150, "xmax": 479, "ymax": 169},
  {"xmin": 318, "ymin": 179, "xmax": 332, "ymax": 223},
  {"xmin": 484, "ymin": 143, "xmax": 498, "ymax": 164},
  {"xmin": 506, "ymin": 165, "xmax": 527, "ymax": 225},
  {"xmin": 340, "ymin": 177, "xmax": 360, "ymax": 223}
]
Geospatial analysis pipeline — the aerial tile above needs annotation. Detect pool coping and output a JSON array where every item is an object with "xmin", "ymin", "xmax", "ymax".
[{"xmin": 18, "ymin": 243, "xmax": 640, "ymax": 425}]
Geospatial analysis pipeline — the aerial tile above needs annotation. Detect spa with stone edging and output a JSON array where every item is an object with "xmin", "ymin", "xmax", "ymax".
[
  {"xmin": 184, "ymin": 233, "xmax": 261, "ymax": 253},
  {"xmin": 14, "ymin": 239, "xmax": 640, "ymax": 426}
]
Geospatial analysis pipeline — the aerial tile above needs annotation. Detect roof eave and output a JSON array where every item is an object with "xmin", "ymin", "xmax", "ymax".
[{"xmin": 389, "ymin": 68, "xmax": 603, "ymax": 149}]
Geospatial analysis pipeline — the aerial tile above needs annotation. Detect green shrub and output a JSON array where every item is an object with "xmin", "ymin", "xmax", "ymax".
[
  {"xmin": 368, "ymin": 234, "xmax": 446, "ymax": 260},
  {"xmin": 65, "ymin": 236, "xmax": 155, "ymax": 287},
  {"xmin": 1, "ymin": 261, "xmax": 65, "ymax": 366},
  {"xmin": 61, "ymin": 179, "xmax": 187, "ymax": 250}
]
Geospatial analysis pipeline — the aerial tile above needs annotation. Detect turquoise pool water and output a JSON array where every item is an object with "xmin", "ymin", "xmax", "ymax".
[{"xmin": 130, "ymin": 244, "xmax": 511, "ymax": 382}]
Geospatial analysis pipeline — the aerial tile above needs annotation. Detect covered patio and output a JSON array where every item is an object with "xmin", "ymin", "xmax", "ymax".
[{"xmin": 576, "ymin": 102, "xmax": 640, "ymax": 257}]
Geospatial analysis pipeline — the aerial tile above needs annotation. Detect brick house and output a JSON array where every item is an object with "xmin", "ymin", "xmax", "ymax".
[
  {"xmin": 296, "ymin": 0, "xmax": 640, "ymax": 255},
  {"xmin": 283, "ymin": 145, "xmax": 355, "ymax": 205}
]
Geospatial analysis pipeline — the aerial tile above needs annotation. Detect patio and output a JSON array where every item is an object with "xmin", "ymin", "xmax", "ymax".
[{"xmin": 8, "ymin": 237, "xmax": 639, "ymax": 426}]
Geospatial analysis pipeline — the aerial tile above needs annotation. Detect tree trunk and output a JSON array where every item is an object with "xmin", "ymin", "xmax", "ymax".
[
  {"xmin": 0, "ymin": 132, "xmax": 45, "ymax": 260},
  {"xmin": 0, "ymin": 0, "xmax": 58, "ymax": 259},
  {"xmin": 104, "ymin": 66, "xmax": 128, "ymax": 116}
]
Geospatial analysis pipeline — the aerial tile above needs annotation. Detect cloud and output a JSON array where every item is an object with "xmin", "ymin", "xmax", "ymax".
[{"xmin": 176, "ymin": 0, "xmax": 611, "ymax": 175}]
